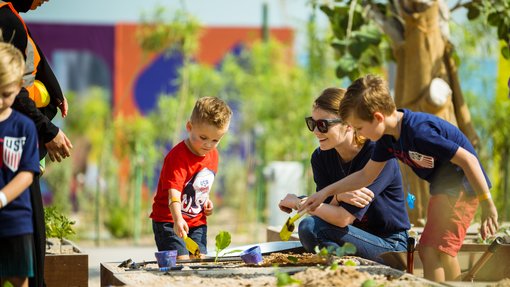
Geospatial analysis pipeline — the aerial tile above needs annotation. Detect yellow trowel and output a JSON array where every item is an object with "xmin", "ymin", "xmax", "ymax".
[
  {"xmin": 183, "ymin": 234, "xmax": 201, "ymax": 257},
  {"xmin": 279, "ymin": 209, "xmax": 307, "ymax": 241}
]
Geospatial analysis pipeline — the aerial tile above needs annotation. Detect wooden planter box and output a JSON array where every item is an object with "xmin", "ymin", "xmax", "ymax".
[{"xmin": 44, "ymin": 239, "xmax": 88, "ymax": 287}]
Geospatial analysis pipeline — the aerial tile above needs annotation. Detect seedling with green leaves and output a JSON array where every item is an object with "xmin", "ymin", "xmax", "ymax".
[
  {"xmin": 274, "ymin": 265, "xmax": 301, "ymax": 287},
  {"xmin": 44, "ymin": 206, "xmax": 76, "ymax": 253},
  {"xmin": 477, "ymin": 226, "xmax": 510, "ymax": 244},
  {"xmin": 214, "ymin": 231, "xmax": 242, "ymax": 263},
  {"xmin": 314, "ymin": 242, "xmax": 357, "ymax": 266}
]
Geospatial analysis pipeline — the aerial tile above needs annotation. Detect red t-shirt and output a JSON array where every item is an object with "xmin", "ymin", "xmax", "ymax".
[{"xmin": 150, "ymin": 141, "xmax": 218, "ymax": 227}]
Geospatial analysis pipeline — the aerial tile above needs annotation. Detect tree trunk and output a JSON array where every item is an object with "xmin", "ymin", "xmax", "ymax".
[{"xmin": 392, "ymin": 1, "xmax": 478, "ymax": 225}]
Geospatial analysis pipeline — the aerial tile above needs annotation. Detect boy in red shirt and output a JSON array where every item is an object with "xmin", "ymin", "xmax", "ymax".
[{"xmin": 150, "ymin": 97, "xmax": 232, "ymax": 259}]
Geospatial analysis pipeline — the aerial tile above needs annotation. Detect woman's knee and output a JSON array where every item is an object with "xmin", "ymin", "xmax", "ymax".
[{"xmin": 298, "ymin": 217, "xmax": 317, "ymax": 251}]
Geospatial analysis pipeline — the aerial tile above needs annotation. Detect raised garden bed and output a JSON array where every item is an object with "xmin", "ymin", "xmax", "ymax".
[
  {"xmin": 100, "ymin": 252, "xmax": 441, "ymax": 287},
  {"xmin": 45, "ymin": 238, "xmax": 88, "ymax": 287}
]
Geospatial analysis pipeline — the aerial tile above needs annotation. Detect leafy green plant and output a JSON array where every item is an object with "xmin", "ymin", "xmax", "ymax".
[
  {"xmin": 361, "ymin": 279, "xmax": 378, "ymax": 287},
  {"xmin": 214, "ymin": 231, "xmax": 242, "ymax": 263},
  {"xmin": 314, "ymin": 243, "xmax": 357, "ymax": 267},
  {"xmin": 44, "ymin": 206, "xmax": 76, "ymax": 253},
  {"xmin": 274, "ymin": 265, "xmax": 301, "ymax": 287},
  {"xmin": 314, "ymin": 242, "xmax": 357, "ymax": 258},
  {"xmin": 476, "ymin": 226, "xmax": 510, "ymax": 244}
]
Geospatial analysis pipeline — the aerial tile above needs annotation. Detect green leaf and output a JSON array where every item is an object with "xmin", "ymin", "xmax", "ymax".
[
  {"xmin": 467, "ymin": 6, "xmax": 480, "ymax": 20},
  {"xmin": 487, "ymin": 12, "xmax": 502, "ymax": 27},
  {"xmin": 287, "ymin": 256, "xmax": 298, "ymax": 263},
  {"xmin": 330, "ymin": 261, "xmax": 339, "ymax": 270},
  {"xmin": 215, "ymin": 231, "xmax": 232, "ymax": 250},
  {"xmin": 497, "ymin": 24, "xmax": 509, "ymax": 40},
  {"xmin": 501, "ymin": 46, "xmax": 510, "ymax": 59},
  {"xmin": 343, "ymin": 242, "xmax": 357, "ymax": 255},
  {"xmin": 344, "ymin": 259, "xmax": 357, "ymax": 266},
  {"xmin": 336, "ymin": 54, "xmax": 357, "ymax": 79},
  {"xmin": 214, "ymin": 231, "xmax": 232, "ymax": 263},
  {"xmin": 222, "ymin": 249, "xmax": 243, "ymax": 256},
  {"xmin": 361, "ymin": 279, "xmax": 377, "ymax": 287},
  {"xmin": 275, "ymin": 271, "xmax": 301, "ymax": 287},
  {"xmin": 331, "ymin": 39, "xmax": 350, "ymax": 51}
]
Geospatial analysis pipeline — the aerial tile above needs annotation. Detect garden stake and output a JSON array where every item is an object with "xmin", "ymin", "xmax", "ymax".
[
  {"xmin": 406, "ymin": 237, "xmax": 415, "ymax": 274},
  {"xmin": 462, "ymin": 236, "xmax": 505, "ymax": 281},
  {"xmin": 279, "ymin": 209, "xmax": 307, "ymax": 241}
]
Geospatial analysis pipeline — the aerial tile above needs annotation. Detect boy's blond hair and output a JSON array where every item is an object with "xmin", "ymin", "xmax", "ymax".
[
  {"xmin": 340, "ymin": 74, "xmax": 396, "ymax": 122},
  {"xmin": 315, "ymin": 87, "xmax": 366, "ymax": 147},
  {"xmin": 190, "ymin": 97, "xmax": 232, "ymax": 129},
  {"xmin": 0, "ymin": 42, "xmax": 24, "ymax": 88}
]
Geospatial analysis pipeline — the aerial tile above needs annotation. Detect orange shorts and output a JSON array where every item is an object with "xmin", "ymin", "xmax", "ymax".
[{"xmin": 419, "ymin": 192, "xmax": 478, "ymax": 257}]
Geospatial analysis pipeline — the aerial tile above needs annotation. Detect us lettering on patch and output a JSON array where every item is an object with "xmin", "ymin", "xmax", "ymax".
[{"xmin": 2, "ymin": 136, "xmax": 26, "ymax": 172}]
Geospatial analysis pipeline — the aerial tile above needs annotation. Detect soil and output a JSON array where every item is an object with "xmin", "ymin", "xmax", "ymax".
[
  {"xmin": 45, "ymin": 238, "xmax": 76, "ymax": 254},
  {"xmin": 116, "ymin": 253, "xmax": 438, "ymax": 287},
  {"xmin": 259, "ymin": 252, "xmax": 376, "ymax": 267}
]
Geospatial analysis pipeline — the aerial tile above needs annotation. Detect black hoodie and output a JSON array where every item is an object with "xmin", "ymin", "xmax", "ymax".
[
  {"xmin": 0, "ymin": 0, "xmax": 63, "ymax": 159},
  {"xmin": 6, "ymin": 0, "xmax": 32, "ymax": 13}
]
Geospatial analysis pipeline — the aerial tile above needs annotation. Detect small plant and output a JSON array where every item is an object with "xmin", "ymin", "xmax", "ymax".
[
  {"xmin": 361, "ymin": 279, "xmax": 378, "ymax": 287},
  {"xmin": 274, "ymin": 265, "xmax": 301, "ymax": 287},
  {"xmin": 314, "ymin": 242, "xmax": 356, "ymax": 258},
  {"xmin": 476, "ymin": 226, "xmax": 510, "ymax": 244},
  {"xmin": 286, "ymin": 255, "xmax": 298, "ymax": 263},
  {"xmin": 44, "ymin": 206, "xmax": 76, "ymax": 253},
  {"xmin": 314, "ymin": 243, "xmax": 357, "ymax": 266},
  {"xmin": 214, "ymin": 231, "xmax": 242, "ymax": 263}
]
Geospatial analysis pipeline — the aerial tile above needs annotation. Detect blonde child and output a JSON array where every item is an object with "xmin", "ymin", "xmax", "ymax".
[
  {"xmin": 150, "ymin": 97, "xmax": 232, "ymax": 259},
  {"xmin": 0, "ymin": 42, "xmax": 40, "ymax": 287}
]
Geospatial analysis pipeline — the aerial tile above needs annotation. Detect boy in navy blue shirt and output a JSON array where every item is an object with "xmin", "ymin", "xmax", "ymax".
[
  {"xmin": 301, "ymin": 75, "xmax": 498, "ymax": 282},
  {"xmin": 279, "ymin": 87, "xmax": 410, "ymax": 263},
  {"xmin": 0, "ymin": 42, "xmax": 40, "ymax": 287}
]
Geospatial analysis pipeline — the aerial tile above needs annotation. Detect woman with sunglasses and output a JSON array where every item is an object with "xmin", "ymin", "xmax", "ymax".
[{"xmin": 278, "ymin": 87, "xmax": 410, "ymax": 263}]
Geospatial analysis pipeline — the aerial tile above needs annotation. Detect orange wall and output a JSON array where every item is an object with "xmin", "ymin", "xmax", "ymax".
[{"xmin": 113, "ymin": 24, "xmax": 294, "ymax": 116}]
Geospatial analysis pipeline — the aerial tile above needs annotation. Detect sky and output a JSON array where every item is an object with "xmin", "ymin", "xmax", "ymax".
[
  {"xmin": 23, "ymin": 0, "xmax": 329, "ymax": 62},
  {"xmin": 23, "ymin": 0, "xmax": 328, "ymax": 28}
]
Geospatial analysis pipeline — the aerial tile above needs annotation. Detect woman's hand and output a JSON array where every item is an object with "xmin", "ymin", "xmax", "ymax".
[
  {"xmin": 45, "ymin": 129, "xmax": 73, "ymax": 162},
  {"xmin": 279, "ymin": 194, "xmax": 302, "ymax": 213},
  {"xmin": 58, "ymin": 96, "xmax": 69, "ymax": 118}
]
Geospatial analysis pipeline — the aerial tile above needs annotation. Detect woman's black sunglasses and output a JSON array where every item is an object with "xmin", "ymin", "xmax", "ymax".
[{"xmin": 305, "ymin": 117, "xmax": 343, "ymax": 133}]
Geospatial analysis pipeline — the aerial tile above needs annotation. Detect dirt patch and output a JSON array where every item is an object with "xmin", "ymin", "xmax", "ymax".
[
  {"xmin": 259, "ymin": 252, "xmax": 376, "ymax": 267},
  {"xmin": 115, "ymin": 253, "xmax": 437, "ymax": 287},
  {"xmin": 45, "ymin": 238, "xmax": 76, "ymax": 255},
  {"xmin": 495, "ymin": 279, "xmax": 510, "ymax": 287}
]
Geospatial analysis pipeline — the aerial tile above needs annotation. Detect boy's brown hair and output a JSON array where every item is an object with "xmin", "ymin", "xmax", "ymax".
[
  {"xmin": 340, "ymin": 74, "xmax": 396, "ymax": 122},
  {"xmin": 0, "ymin": 41, "xmax": 24, "ymax": 88},
  {"xmin": 315, "ymin": 87, "xmax": 366, "ymax": 147},
  {"xmin": 190, "ymin": 97, "xmax": 232, "ymax": 129}
]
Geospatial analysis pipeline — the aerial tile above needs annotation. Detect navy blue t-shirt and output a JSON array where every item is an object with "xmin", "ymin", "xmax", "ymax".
[
  {"xmin": 0, "ymin": 110, "xmax": 40, "ymax": 237},
  {"xmin": 372, "ymin": 109, "xmax": 491, "ymax": 196},
  {"xmin": 311, "ymin": 141, "xmax": 410, "ymax": 236}
]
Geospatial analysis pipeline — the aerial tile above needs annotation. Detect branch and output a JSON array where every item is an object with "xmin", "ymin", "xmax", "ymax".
[
  {"xmin": 438, "ymin": 0, "xmax": 451, "ymax": 39},
  {"xmin": 365, "ymin": 3, "xmax": 404, "ymax": 46}
]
